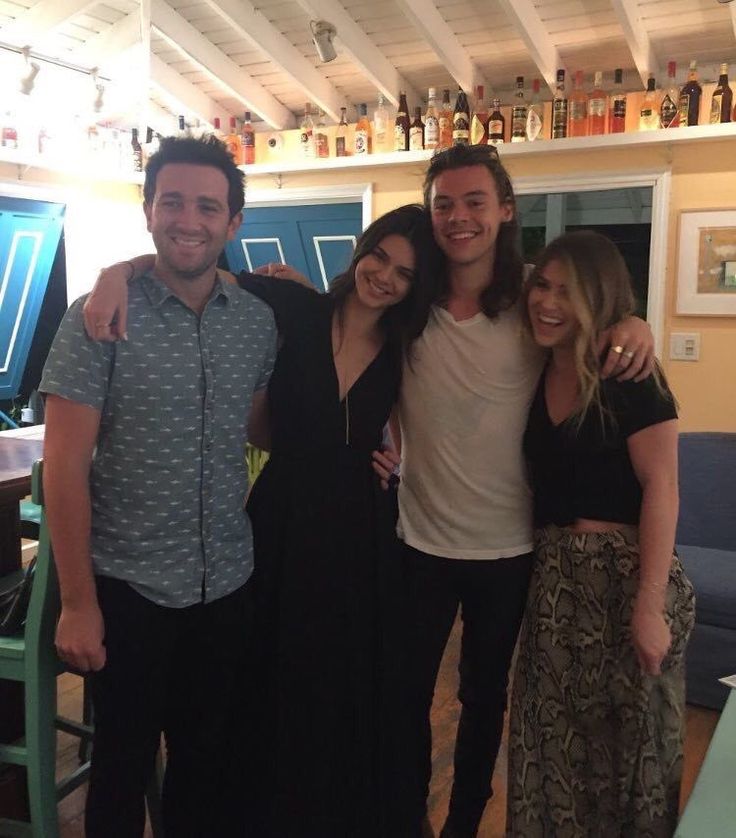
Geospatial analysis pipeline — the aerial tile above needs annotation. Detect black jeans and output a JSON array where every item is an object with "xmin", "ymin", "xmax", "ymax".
[
  {"xmin": 85, "ymin": 576, "xmax": 255, "ymax": 838},
  {"xmin": 402, "ymin": 545, "xmax": 534, "ymax": 837}
]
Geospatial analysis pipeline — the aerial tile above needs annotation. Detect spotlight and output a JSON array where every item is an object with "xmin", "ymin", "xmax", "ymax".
[
  {"xmin": 310, "ymin": 20, "xmax": 337, "ymax": 63},
  {"xmin": 91, "ymin": 68, "xmax": 105, "ymax": 113},
  {"xmin": 19, "ymin": 46, "xmax": 40, "ymax": 95}
]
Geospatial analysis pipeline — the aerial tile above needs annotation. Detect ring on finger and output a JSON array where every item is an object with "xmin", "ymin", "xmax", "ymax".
[
  {"xmin": 612, "ymin": 345, "xmax": 625, "ymax": 355},
  {"xmin": 623, "ymin": 350, "xmax": 635, "ymax": 359}
]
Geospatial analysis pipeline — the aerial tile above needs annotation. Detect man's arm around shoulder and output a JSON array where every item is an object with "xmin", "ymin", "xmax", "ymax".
[{"xmin": 44, "ymin": 395, "xmax": 106, "ymax": 672}]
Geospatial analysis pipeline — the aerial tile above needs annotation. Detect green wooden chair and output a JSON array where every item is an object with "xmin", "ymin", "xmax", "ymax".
[{"xmin": 0, "ymin": 461, "xmax": 163, "ymax": 837}]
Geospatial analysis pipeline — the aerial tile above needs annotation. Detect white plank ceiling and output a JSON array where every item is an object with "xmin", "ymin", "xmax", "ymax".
[{"xmin": 0, "ymin": 0, "xmax": 734, "ymax": 132}]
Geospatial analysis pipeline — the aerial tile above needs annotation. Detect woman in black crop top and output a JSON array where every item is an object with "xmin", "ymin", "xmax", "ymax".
[{"xmin": 506, "ymin": 231, "xmax": 695, "ymax": 837}]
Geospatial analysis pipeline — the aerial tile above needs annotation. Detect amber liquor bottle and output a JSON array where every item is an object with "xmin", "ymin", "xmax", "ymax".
[
  {"xmin": 395, "ymin": 91, "xmax": 410, "ymax": 151},
  {"xmin": 678, "ymin": 61, "xmax": 702, "ymax": 126},
  {"xmin": 438, "ymin": 89, "xmax": 453, "ymax": 149},
  {"xmin": 710, "ymin": 64, "xmax": 733, "ymax": 124},
  {"xmin": 470, "ymin": 85, "xmax": 488, "ymax": 145},
  {"xmin": 241, "ymin": 111, "xmax": 256, "ymax": 163},
  {"xmin": 552, "ymin": 70, "xmax": 568, "ymax": 138},
  {"xmin": 335, "ymin": 107, "xmax": 348, "ymax": 157},
  {"xmin": 452, "ymin": 88, "xmax": 470, "ymax": 145},
  {"xmin": 354, "ymin": 104, "xmax": 372, "ymax": 154},
  {"xmin": 488, "ymin": 98, "xmax": 505, "ymax": 145},
  {"xmin": 588, "ymin": 71, "xmax": 606, "ymax": 135},
  {"xmin": 568, "ymin": 70, "xmax": 588, "ymax": 137}
]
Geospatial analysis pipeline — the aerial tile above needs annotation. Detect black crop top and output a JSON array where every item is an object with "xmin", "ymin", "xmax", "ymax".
[{"xmin": 524, "ymin": 372, "xmax": 678, "ymax": 527}]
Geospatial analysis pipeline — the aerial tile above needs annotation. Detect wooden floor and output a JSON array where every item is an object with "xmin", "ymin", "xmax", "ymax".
[{"xmin": 53, "ymin": 617, "xmax": 720, "ymax": 837}]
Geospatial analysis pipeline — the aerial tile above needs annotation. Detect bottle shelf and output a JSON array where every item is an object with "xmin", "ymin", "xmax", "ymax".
[
  {"xmin": 0, "ymin": 146, "xmax": 145, "ymax": 185},
  {"xmin": 240, "ymin": 121, "xmax": 736, "ymax": 177}
]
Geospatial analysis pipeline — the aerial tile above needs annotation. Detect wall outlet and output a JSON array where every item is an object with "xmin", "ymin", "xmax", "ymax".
[{"xmin": 670, "ymin": 332, "xmax": 701, "ymax": 361}]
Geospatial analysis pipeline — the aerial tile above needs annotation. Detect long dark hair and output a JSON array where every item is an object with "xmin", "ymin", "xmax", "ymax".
[
  {"xmin": 329, "ymin": 204, "xmax": 441, "ymax": 355},
  {"xmin": 423, "ymin": 144, "xmax": 524, "ymax": 319}
]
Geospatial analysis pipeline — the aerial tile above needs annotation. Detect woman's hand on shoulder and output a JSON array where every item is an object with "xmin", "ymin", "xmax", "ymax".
[
  {"xmin": 253, "ymin": 262, "xmax": 313, "ymax": 289},
  {"xmin": 83, "ymin": 263, "xmax": 131, "ymax": 342},
  {"xmin": 372, "ymin": 446, "xmax": 401, "ymax": 491},
  {"xmin": 631, "ymin": 598, "xmax": 672, "ymax": 676}
]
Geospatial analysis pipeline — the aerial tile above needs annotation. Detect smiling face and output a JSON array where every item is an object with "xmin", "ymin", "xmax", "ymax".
[
  {"xmin": 429, "ymin": 164, "xmax": 513, "ymax": 272},
  {"xmin": 353, "ymin": 233, "xmax": 415, "ymax": 311},
  {"xmin": 144, "ymin": 162, "xmax": 241, "ymax": 284},
  {"xmin": 526, "ymin": 258, "xmax": 581, "ymax": 350}
]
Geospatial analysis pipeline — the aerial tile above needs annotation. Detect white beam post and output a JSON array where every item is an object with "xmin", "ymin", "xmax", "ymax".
[
  {"xmin": 0, "ymin": 0, "xmax": 97, "ymax": 46},
  {"xmin": 151, "ymin": 0, "xmax": 295, "ymax": 129},
  {"xmin": 72, "ymin": 12, "xmax": 141, "ymax": 69},
  {"xmin": 610, "ymin": 0, "xmax": 660, "ymax": 88},
  {"xmin": 149, "ymin": 54, "xmax": 233, "ymax": 130}
]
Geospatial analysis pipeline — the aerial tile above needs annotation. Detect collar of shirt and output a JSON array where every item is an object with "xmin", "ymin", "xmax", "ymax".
[{"xmin": 139, "ymin": 270, "xmax": 238, "ymax": 309}]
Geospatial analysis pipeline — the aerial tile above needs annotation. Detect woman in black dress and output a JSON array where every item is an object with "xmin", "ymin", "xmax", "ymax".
[{"xmin": 240, "ymin": 205, "xmax": 439, "ymax": 837}]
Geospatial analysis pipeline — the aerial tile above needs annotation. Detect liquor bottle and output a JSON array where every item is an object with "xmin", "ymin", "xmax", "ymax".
[
  {"xmin": 225, "ymin": 116, "xmax": 242, "ymax": 163},
  {"xmin": 242, "ymin": 111, "xmax": 256, "ymax": 163},
  {"xmin": 336, "ymin": 107, "xmax": 348, "ymax": 156},
  {"xmin": 212, "ymin": 117, "xmax": 223, "ymax": 139},
  {"xmin": 588, "ymin": 71, "xmax": 606, "ymax": 135},
  {"xmin": 300, "ymin": 103, "xmax": 316, "ymax": 157},
  {"xmin": 409, "ymin": 107, "xmax": 425, "ymax": 150},
  {"xmin": 395, "ymin": 91, "xmax": 410, "ymax": 151},
  {"xmin": 424, "ymin": 87, "xmax": 440, "ymax": 150},
  {"xmin": 452, "ymin": 88, "xmax": 470, "ymax": 145},
  {"xmin": 374, "ymin": 94, "xmax": 389, "ymax": 152},
  {"xmin": 177, "ymin": 115, "xmax": 188, "ymax": 137},
  {"xmin": 609, "ymin": 69, "xmax": 627, "ymax": 133},
  {"xmin": 660, "ymin": 61, "xmax": 680, "ymax": 128},
  {"xmin": 639, "ymin": 76, "xmax": 659, "ymax": 131},
  {"xmin": 488, "ymin": 98, "xmax": 505, "ymax": 145},
  {"xmin": 143, "ymin": 127, "xmax": 160, "ymax": 163},
  {"xmin": 710, "ymin": 63, "xmax": 733, "ymax": 124},
  {"xmin": 511, "ymin": 76, "xmax": 527, "ymax": 142},
  {"xmin": 526, "ymin": 78, "xmax": 544, "ymax": 141},
  {"xmin": 568, "ymin": 70, "xmax": 588, "ymax": 137},
  {"xmin": 130, "ymin": 127, "xmax": 143, "ymax": 172},
  {"xmin": 354, "ymin": 103, "xmax": 372, "ymax": 154},
  {"xmin": 438, "ymin": 89, "xmax": 453, "ymax": 149},
  {"xmin": 470, "ymin": 85, "xmax": 488, "ymax": 145},
  {"xmin": 552, "ymin": 70, "xmax": 568, "ymax": 139},
  {"xmin": 678, "ymin": 61, "xmax": 702, "ymax": 126},
  {"xmin": 1, "ymin": 111, "xmax": 19, "ymax": 149}
]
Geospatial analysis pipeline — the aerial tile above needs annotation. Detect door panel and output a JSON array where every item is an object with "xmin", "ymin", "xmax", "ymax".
[
  {"xmin": 226, "ymin": 202, "xmax": 362, "ymax": 291},
  {"xmin": 0, "ymin": 198, "xmax": 65, "ymax": 400}
]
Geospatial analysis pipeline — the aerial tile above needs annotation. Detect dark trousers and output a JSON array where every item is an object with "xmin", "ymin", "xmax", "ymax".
[
  {"xmin": 85, "ymin": 576, "xmax": 255, "ymax": 838},
  {"xmin": 403, "ymin": 545, "xmax": 534, "ymax": 837}
]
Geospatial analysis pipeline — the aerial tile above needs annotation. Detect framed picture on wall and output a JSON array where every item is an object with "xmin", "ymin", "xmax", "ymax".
[{"xmin": 677, "ymin": 209, "xmax": 736, "ymax": 315}]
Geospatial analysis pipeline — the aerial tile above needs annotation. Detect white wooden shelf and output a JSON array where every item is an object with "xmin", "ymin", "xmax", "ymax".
[
  {"xmin": 0, "ymin": 147, "xmax": 145, "ymax": 185},
  {"xmin": 241, "ymin": 122, "xmax": 736, "ymax": 177}
]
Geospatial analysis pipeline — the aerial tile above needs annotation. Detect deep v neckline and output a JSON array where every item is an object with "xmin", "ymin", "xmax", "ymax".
[{"xmin": 326, "ymin": 303, "xmax": 387, "ymax": 405}]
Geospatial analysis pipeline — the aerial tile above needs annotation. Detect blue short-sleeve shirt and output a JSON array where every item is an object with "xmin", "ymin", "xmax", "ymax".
[{"xmin": 40, "ymin": 272, "xmax": 277, "ymax": 608}]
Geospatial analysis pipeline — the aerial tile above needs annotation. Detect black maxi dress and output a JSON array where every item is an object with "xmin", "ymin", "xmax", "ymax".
[{"xmin": 239, "ymin": 275, "xmax": 414, "ymax": 838}]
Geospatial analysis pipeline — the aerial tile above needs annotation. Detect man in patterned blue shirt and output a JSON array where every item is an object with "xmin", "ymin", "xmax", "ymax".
[{"xmin": 40, "ymin": 136, "xmax": 276, "ymax": 837}]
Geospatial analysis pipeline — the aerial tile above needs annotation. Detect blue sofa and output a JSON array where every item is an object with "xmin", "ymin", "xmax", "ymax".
[{"xmin": 676, "ymin": 432, "xmax": 736, "ymax": 710}]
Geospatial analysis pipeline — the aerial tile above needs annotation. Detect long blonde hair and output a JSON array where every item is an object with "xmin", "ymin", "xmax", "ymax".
[{"xmin": 522, "ymin": 231, "xmax": 639, "ymax": 428}]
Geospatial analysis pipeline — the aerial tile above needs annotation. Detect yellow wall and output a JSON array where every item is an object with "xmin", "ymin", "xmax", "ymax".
[{"xmin": 246, "ymin": 135, "xmax": 736, "ymax": 432}]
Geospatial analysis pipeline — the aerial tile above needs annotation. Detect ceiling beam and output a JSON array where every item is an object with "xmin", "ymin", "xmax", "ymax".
[
  {"xmin": 151, "ymin": 0, "xmax": 295, "ymax": 129},
  {"xmin": 394, "ymin": 0, "xmax": 486, "ymax": 96},
  {"xmin": 201, "ymin": 0, "xmax": 348, "ymax": 123},
  {"xmin": 149, "ymin": 53, "xmax": 233, "ymax": 130},
  {"xmin": 0, "ymin": 0, "xmax": 97, "ymax": 46},
  {"xmin": 72, "ymin": 12, "xmax": 141, "ymax": 69},
  {"xmin": 292, "ymin": 0, "xmax": 420, "ymax": 108},
  {"xmin": 495, "ymin": 0, "xmax": 567, "ymax": 96},
  {"xmin": 610, "ymin": 0, "xmax": 660, "ymax": 88}
]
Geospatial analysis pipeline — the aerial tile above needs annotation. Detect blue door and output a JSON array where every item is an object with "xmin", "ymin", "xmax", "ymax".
[
  {"xmin": 225, "ymin": 202, "xmax": 362, "ymax": 290},
  {"xmin": 0, "ymin": 198, "xmax": 65, "ymax": 400}
]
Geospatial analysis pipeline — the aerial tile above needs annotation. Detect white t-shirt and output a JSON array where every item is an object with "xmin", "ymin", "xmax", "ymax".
[{"xmin": 397, "ymin": 302, "xmax": 545, "ymax": 560}]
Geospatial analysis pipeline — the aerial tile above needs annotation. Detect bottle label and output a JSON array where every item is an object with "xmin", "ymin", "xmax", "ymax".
[
  {"xmin": 488, "ymin": 119, "xmax": 503, "ymax": 139},
  {"xmin": 439, "ymin": 116, "xmax": 451, "ymax": 136},
  {"xmin": 243, "ymin": 133, "xmax": 255, "ymax": 148},
  {"xmin": 525, "ymin": 108, "xmax": 542, "ymax": 141},
  {"xmin": 710, "ymin": 94, "xmax": 722, "ymax": 124},
  {"xmin": 678, "ymin": 94, "xmax": 690, "ymax": 125},
  {"xmin": 552, "ymin": 100, "xmax": 568, "ymax": 137},
  {"xmin": 453, "ymin": 114, "xmax": 469, "ymax": 144},
  {"xmin": 511, "ymin": 106, "xmax": 527, "ymax": 138},
  {"xmin": 355, "ymin": 129, "xmax": 369, "ymax": 154},
  {"xmin": 394, "ymin": 124, "xmax": 407, "ymax": 151},
  {"xmin": 336, "ymin": 136, "xmax": 346, "ymax": 156},
  {"xmin": 612, "ymin": 98, "xmax": 626, "ymax": 120},
  {"xmin": 660, "ymin": 95, "xmax": 679, "ymax": 128},
  {"xmin": 470, "ymin": 115, "xmax": 486, "ymax": 144},
  {"xmin": 315, "ymin": 133, "xmax": 329, "ymax": 158},
  {"xmin": 409, "ymin": 126, "xmax": 424, "ymax": 151},
  {"xmin": 569, "ymin": 100, "xmax": 586, "ymax": 121},
  {"xmin": 425, "ymin": 116, "xmax": 439, "ymax": 146},
  {"xmin": 589, "ymin": 97, "xmax": 606, "ymax": 118}
]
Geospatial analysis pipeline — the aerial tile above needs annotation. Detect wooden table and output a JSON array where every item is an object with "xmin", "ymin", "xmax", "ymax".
[
  {"xmin": 0, "ymin": 429, "xmax": 44, "ymax": 747},
  {"xmin": 0, "ymin": 432, "xmax": 44, "ymax": 576}
]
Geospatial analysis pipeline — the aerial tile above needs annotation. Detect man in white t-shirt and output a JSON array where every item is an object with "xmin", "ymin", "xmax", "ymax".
[{"xmin": 373, "ymin": 144, "xmax": 653, "ymax": 838}]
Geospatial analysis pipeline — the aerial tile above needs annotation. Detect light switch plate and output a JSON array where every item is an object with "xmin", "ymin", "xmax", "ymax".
[{"xmin": 670, "ymin": 332, "xmax": 700, "ymax": 361}]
